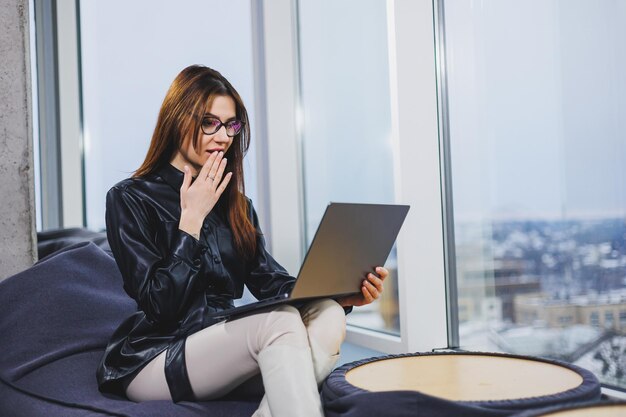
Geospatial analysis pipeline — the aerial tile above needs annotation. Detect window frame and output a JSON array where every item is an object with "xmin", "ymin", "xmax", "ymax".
[
  {"xmin": 259, "ymin": 0, "xmax": 449, "ymax": 353},
  {"xmin": 34, "ymin": 0, "xmax": 85, "ymax": 231}
]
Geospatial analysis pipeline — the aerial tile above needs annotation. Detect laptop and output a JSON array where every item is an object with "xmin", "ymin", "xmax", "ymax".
[{"xmin": 212, "ymin": 202, "xmax": 410, "ymax": 319}]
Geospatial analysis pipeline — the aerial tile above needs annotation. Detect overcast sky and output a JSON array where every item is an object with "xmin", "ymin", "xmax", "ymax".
[{"xmin": 446, "ymin": 0, "xmax": 625, "ymax": 221}]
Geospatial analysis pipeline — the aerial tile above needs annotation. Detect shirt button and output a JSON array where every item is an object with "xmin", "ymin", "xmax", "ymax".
[{"xmin": 213, "ymin": 256, "xmax": 221, "ymax": 264}]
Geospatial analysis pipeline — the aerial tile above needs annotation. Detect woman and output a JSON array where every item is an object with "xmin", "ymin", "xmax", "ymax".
[{"xmin": 96, "ymin": 65, "xmax": 388, "ymax": 417}]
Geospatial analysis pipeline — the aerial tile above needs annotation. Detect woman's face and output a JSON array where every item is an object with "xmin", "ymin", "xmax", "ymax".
[{"xmin": 171, "ymin": 94, "xmax": 236, "ymax": 176}]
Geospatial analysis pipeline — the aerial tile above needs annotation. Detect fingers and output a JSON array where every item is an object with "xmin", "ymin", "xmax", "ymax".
[
  {"xmin": 181, "ymin": 165, "xmax": 192, "ymax": 192},
  {"xmin": 343, "ymin": 268, "xmax": 389, "ymax": 308},
  {"xmin": 206, "ymin": 152, "xmax": 224, "ymax": 184},
  {"xmin": 363, "ymin": 277, "xmax": 381, "ymax": 301},
  {"xmin": 367, "ymin": 273, "xmax": 384, "ymax": 293},
  {"xmin": 210, "ymin": 156, "xmax": 228, "ymax": 188},
  {"xmin": 375, "ymin": 266, "xmax": 389, "ymax": 280},
  {"xmin": 215, "ymin": 172, "xmax": 233, "ymax": 196},
  {"xmin": 199, "ymin": 150, "xmax": 220, "ymax": 180},
  {"xmin": 361, "ymin": 285, "xmax": 374, "ymax": 304}
]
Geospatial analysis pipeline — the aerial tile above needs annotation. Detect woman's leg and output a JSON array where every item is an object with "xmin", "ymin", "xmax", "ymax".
[
  {"xmin": 126, "ymin": 304, "xmax": 323, "ymax": 417},
  {"xmin": 184, "ymin": 304, "xmax": 311, "ymax": 400},
  {"xmin": 124, "ymin": 348, "xmax": 171, "ymax": 401},
  {"xmin": 300, "ymin": 298, "xmax": 347, "ymax": 385}
]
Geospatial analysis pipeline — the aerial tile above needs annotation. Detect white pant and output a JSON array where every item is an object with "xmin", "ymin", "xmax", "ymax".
[{"xmin": 126, "ymin": 298, "xmax": 347, "ymax": 402}]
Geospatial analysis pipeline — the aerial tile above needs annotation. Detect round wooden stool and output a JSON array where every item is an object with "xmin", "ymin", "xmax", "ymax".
[{"xmin": 322, "ymin": 352, "xmax": 601, "ymax": 417}]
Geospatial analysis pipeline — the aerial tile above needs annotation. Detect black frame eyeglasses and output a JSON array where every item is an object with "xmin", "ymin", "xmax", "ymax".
[{"xmin": 200, "ymin": 116, "xmax": 245, "ymax": 137}]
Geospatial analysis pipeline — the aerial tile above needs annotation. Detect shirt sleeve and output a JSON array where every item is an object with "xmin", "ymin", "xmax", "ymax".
[
  {"xmin": 105, "ymin": 185, "xmax": 209, "ymax": 327},
  {"xmin": 244, "ymin": 201, "xmax": 297, "ymax": 300}
]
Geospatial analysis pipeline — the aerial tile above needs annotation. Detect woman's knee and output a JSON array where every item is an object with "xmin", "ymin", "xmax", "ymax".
[
  {"xmin": 303, "ymin": 299, "xmax": 347, "ymax": 349},
  {"xmin": 259, "ymin": 304, "xmax": 309, "ymax": 349},
  {"xmin": 305, "ymin": 299, "xmax": 346, "ymax": 330},
  {"xmin": 316, "ymin": 299, "xmax": 347, "ymax": 322}
]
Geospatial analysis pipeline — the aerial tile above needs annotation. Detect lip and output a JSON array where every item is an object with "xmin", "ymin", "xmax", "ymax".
[{"xmin": 206, "ymin": 149, "xmax": 225, "ymax": 153}]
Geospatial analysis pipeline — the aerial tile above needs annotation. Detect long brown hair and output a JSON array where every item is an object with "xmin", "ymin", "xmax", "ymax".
[{"xmin": 135, "ymin": 65, "xmax": 256, "ymax": 259}]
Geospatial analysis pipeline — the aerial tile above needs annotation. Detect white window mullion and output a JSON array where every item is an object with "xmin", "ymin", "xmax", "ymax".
[
  {"xmin": 389, "ymin": 0, "xmax": 448, "ymax": 352},
  {"xmin": 258, "ymin": 0, "xmax": 304, "ymax": 274},
  {"xmin": 57, "ymin": 0, "xmax": 84, "ymax": 228}
]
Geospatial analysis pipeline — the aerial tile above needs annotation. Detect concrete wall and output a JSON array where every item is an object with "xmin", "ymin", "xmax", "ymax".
[{"xmin": 0, "ymin": 0, "xmax": 37, "ymax": 280}]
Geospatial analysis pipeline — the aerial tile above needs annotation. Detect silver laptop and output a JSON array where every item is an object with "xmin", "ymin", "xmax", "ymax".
[{"xmin": 213, "ymin": 202, "xmax": 409, "ymax": 319}]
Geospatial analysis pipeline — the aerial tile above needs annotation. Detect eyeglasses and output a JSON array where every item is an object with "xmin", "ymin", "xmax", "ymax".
[{"xmin": 200, "ymin": 117, "xmax": 245, "ymax": 137}]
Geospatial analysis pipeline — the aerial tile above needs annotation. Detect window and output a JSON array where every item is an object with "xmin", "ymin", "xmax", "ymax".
[
  {"xmin": 590, "ymin": 312, "xmax": 600, "ymax": 328},
  {"xmin": 296, "ymin": 0, "xmax": 399, "ymax": 335},
  {"xmin": 441, "ymin": 0, "xmax": 626, "ymax": 389},
  {"xmin": 79, "ymin": 0, "xmax": 260, "ymax": 231}
]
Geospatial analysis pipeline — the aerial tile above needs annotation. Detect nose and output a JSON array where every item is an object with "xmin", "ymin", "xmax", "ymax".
[{"xmin": 214, "ymin": 125, "xmax": 231, "ymax": 142}]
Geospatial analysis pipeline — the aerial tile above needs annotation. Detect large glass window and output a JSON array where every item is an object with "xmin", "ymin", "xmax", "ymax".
[
  {"xmin": 297, "ymin": 0, "xmax": 399, "ymax": 334},
  {"xmin": 80, "ymin": 0, "xmax": 259, "ymax": 231},
  {"xmin": 443, "ymin": 0, "xmax": 626, "ymax": 389}
]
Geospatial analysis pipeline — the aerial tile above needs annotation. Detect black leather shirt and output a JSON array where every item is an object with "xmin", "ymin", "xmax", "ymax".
[{"xmin": 96, "ymin": 163, "xmax": 295, "ymax": 396}]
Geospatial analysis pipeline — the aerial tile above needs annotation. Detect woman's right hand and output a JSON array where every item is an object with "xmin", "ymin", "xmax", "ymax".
[{"xmin": 178, "ymin": 151, "xmax": 232, "ymax": 239}]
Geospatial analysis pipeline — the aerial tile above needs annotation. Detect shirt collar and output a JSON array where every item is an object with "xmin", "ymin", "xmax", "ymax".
[
  {"xmin": 156, "ymin": 163, "xmax": 229, "ymax": 220},
  {"xmin": 158, "ymin": 163, "xmax": 185, "ymax": 191}
]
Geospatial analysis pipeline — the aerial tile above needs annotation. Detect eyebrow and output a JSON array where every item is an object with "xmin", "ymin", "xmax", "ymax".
[{"xmin": 204, "ymin": 112, "xmax": 237, "ymax": 122}]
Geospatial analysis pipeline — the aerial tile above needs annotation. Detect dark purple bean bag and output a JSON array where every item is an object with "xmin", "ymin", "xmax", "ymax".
[
  {"xmin": 0, "ymin": 241, "xmax": 260, "ymax": 417},
  {"xmin": 36, "ymin": 227, "xmax": 112, "ymax": 259},
  {"xmin": 511, "ymin": 400, "xmax": 626, "ymax": 416}
]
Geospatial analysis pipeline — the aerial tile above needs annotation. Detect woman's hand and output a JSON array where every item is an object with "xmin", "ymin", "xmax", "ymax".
[
  {"xmin": 178, "ymin": 151, "xmax": 232, "ymax": 239},
  {"xmin": 336, "ymin": 266, "xmax": 388, "ymax": 308}
]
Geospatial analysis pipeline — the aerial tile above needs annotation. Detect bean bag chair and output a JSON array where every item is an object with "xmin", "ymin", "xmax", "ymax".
[
  {"xmin": 512, "ymin": 400, "xmax": 626, "ymax": 416},
  {"xmin": 36, "ymin": 227, "xmax": 111, "ymax": 259},
  {"xmin": 321, "ymin": 351, "xmax": 601, "ymax": 417},
  {"xmin": 0, "ymin": 241, "xmax": 261, "ymax": 417}
]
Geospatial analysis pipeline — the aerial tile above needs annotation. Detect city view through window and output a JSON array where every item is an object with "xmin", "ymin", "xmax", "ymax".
[
  {"xmin": 456, "ymin": 218, "xmax": 626, "ymax": 388},
  {"xmin": 444, "ymin": 0, "xmax": 626, "ymax": 389}
]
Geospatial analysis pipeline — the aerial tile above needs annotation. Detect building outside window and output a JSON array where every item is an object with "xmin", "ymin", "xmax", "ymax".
[
  {"xmin": 590, "ymin": 312, "xmax": 600, "ymax": 328},
  {"xmin": 605, "ymin": 311, "xmax": 614, "ymax": 329},
  {"xmin": 441, "ymin": 0, "xmax": 626, "ymax": 390}
]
